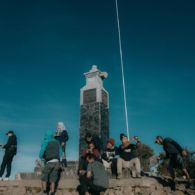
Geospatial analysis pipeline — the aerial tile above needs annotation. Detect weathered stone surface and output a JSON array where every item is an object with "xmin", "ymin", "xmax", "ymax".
[
  {"xmin": 0, "ymin": 177, "xmax": 194, "ymax": 195},
  {"xmin": 79, "ymin": 102, "xmax": 109, "ymax": 156}
]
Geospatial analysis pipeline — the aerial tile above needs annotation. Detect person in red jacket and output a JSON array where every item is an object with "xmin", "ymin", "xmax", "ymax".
[{"xmin": 83, "ymin": 142, "xmax": 100, "ymax": 159}]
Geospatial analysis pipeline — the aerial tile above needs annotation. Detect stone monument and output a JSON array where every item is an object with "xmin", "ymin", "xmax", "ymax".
[{"xmin": 79, "ymin": 65, "xmax": 109, "ymax": 157}]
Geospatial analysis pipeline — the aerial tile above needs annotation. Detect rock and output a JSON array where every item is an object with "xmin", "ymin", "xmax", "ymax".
[{"xmin": 0, "ymin": 177, "xmax": 194, "ymax": 195}]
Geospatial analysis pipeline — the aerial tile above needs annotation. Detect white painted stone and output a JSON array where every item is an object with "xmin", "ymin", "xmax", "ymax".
[{"xmin": 80, "ymin": 65, "xmax": 109, "ymax": 107}]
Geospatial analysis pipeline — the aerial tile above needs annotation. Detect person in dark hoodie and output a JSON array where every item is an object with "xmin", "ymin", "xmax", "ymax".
[
  {"xmin": 0, "ymin": 130, "xmax": 17, "ymax": 181},
  {"xmin": 39, "ymin": 130, "xmax": 62, "ymax": 195},
  {"xmin": 101, "ymin": 138, "xmax": 118, "ymax": 176},
  {"xmin": 117, "ymin": 133, "xmax": 141, "ymax": 179},
  {"xmin": 155, "ymin": 136, "xmax": 190, "ymax": 184}
]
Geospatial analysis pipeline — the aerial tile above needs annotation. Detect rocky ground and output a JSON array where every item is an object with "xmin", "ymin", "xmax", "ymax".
[{"xmin": 0, "ymin": 177, "xmax": 194, "ymax": 195}]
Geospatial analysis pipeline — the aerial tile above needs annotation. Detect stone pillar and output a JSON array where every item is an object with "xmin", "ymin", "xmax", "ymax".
[{"xmin": 79, "ymin": 65, "xmax": 109, "ymax": 157}]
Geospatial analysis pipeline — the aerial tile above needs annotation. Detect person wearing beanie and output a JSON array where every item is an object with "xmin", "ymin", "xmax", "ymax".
[
  {"xmin": 117, "ymin": 133, "xmax": 141, "ymax": 179},
  {"xmin": 55, "ymin": 122, "xmax": 69, "ymax": 167},
  {"xmin": 0, "ymin": 130, "xmax": 17, "ymax": 181},
  {"xmin": 101, "ymin": 138, "xmax": 118, "ymax": 176}
]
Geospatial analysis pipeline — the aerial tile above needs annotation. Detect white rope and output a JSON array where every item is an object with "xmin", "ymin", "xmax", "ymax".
[{"xmin": 115, "ymin": 0, "xmax": 130, "ymax": 139}]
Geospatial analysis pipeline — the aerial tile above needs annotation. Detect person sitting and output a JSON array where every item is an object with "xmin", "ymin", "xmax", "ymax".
[
  {"xmin": 77, "ymin": 153, "xmax": 108, "ymax": 195},
  {"xmin": 117, "ymin": 133, "xmax": 141, "ymax": 179},
  {"xmin": 78, "ymin": 141, "xmax": 101, "ymax": 180},
  {"xmin": 101, "ymin": 138, "xmax": 118, "ymax": 176},
  {"xmin": 83, "ymin": 142, "xmax": 101, "ymax": 160},
  {"xmin": 84, "ymin": 132, "xmax": 102, "ymax": 153}
]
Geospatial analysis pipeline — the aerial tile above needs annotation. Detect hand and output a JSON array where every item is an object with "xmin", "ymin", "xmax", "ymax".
[
  {"xmin": 79, "ymin": 170, "xmax": 86, "ymax": 175},
  {"xmin": 182, "ymin": 150, "xmax": 187, "ymax": 157},
  {"xmin": 157, "ymin": 156, "xmax": 161, "ymax": 161},
  {"xmin": 61, "ymin": 142, "xmax": 65, "ymax": 146}
]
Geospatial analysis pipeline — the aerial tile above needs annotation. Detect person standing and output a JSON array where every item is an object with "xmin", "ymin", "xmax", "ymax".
[
  {"xmin": 55, "ymin": 122, "xmax": 69, "ymax": 167},
  {"xmin": 0, "ymin": 130, "xmax": 17, "ymax": 181},
  {"xmin": 155, "ymin": 136, "xmax": 190, "ymax": 187},
  {"xmin": 39, "ymin": 130, "xmax": 62, "ymax": 195}
]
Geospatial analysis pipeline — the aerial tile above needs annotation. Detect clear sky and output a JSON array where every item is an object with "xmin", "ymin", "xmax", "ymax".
[{"xmin": 0, "ymin": 0, "xmax": 195, "ymax": 178}]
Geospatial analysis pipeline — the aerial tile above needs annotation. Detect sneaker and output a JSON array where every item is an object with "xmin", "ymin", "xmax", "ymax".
[
  {"xmin": 4, "ymin": 177, "xmax": 9, "ymax": 181},
  {"xmin": 117, "ymin": 173, "xmax": 122, "ymax": 179}
]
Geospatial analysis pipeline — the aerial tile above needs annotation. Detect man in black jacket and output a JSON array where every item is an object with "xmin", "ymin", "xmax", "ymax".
[
  {"xmin": 0, "ymin": 130, "xmax": 17, "ymax": 181},
  {"xmin": 117, "ymin": 133, "xmax": 141, "ymax": 179},
  {"xmin": 155, "ymin": 136, "xmax": 190, "ymax": 182}
]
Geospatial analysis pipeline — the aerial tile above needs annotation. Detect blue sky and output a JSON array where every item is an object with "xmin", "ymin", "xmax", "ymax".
[{"xmin": 0, "ymin": 0, "xmax": 195, "ymax": 178}]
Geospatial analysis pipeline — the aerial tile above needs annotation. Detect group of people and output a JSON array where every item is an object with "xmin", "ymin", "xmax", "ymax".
[
  {"xmin": 77, "ymin": 133, "xmax": 192, "ymax": 194},
  {"xmin": 0, "ymin": 125, "xmax": 193, "ymax": 195}
]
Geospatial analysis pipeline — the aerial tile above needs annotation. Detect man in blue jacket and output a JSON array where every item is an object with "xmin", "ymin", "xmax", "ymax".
[{"xmin": 39, "ymin": 130, "xmax": 62, "ymax": 195}]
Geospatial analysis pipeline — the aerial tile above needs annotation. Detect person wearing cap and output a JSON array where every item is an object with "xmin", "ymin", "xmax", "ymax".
[
  {"xmin": 55, "ymin": 122, "xmax": 69, "ymax": 167},
  {"xmin": 0, "ymin": 130, "xmax": 17, "ymax": 181},
  {"xmin": 155, "ymin": 136, "xmax": 190, "ymax": 186},
  {"xmin": 117, "ymin": 133, "xmax": 141, "ymax": 179},
  {"xmin": 101, "ymin": 138, "xmax": 118, "ymax": 176}
]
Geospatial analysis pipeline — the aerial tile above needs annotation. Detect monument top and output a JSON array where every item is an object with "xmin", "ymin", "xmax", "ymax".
[
  {"xmin": 80, "ymin": 65, "xmax": 109, "ymax": 106},
  {"xmin": 84, "ymin": 65, "xmax": 108, "ymax": 81}
]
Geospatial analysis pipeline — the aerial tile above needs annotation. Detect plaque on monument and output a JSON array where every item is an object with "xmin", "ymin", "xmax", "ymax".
[{"xmin": 83, "ymin": 89, "xmax": 96, "ymax": 104}]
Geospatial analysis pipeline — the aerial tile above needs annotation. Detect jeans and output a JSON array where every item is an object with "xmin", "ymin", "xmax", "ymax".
[{"xmin": 0, "ymin": 153, "xmax": 14, "ymax": 177}]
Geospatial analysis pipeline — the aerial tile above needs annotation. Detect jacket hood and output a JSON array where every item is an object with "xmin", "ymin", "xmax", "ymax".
[{"xmin": 44, "ymin": 130, "xmax": 54, "ymax": 142}]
